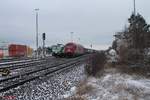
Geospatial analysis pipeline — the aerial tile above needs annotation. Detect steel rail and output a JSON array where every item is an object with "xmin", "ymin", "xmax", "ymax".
[
  {"xmin": 0, "ymin": 55, "xmax": 87, "ymax": 93},
  {"xmin": 0, "ymin": 57, "xmax": 33, "ymax": 63},
  {"xmin": 0, "ymin": 56, "xmax": 85, "ymax": 83},
  {"xmin": 0, "ymin": 57, "xmax": 54, "ymax": 70},
  {"xmin": 0, "ymin": 56, "xmax": 53, "ymax": 66}
]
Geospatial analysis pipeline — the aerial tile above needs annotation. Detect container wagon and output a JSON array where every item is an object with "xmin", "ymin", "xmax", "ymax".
[
  {"xmin": 27, "ymin": 46, "xmax": 33, "ymax": 57},
  {"xmin": 0, "ymin": 50, "xmax": 3, "ymax": 58},
  {"xmin": 0, "ymin": 44, "xmax": 33, "ymax": 59},
  {"xmin": 9, "ymin": 44, "xmax": 27, "ymax": 57}
]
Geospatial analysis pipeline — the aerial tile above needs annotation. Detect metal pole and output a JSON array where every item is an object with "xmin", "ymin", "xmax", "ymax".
[
  {"xmin": 133, "ymin": 0, "xmax": 136, "ymax": 15},
  {"xmin": 42, "ymin": 33, "xmax": 46, "ymax": 57},
  {"xmin": 90, "ymin": 44, "xmax": 92, "ymax": 49},
  {"xmin": 70, "ymin": 32, "xmax": 73, "ymax": 42},
  {"xmin": 78, "ymin": 38, "xmax": 80, "ymax": 43},
  {"xmin": 43, "ymin": 38, "xmax": 45, "ymax": 57},
  {"xmin": 35, "ymin": 8, "xmax": 39, "ymax": 57}
]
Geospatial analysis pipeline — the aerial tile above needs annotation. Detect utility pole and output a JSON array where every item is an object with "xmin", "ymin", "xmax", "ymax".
[
  {"xmin": 90, "ymin": 44, "xmax": 92, "ymax": 49},
  {"xmin": 133, "ymin": 0, "xmax": 136, "ymax": 15},
  {"xmin": 35, "ymin": 8, "xmax": 39, "ymax": 58},
  {"xmin": 133, "ymin": 0, "xmax": 138, "ymax": 61},
  {"xmin": 70, "ymin": 32, "xmax": 74, "ymax": 42},
  {"xmin": 78, "ymin": 38, "xmax": 80, "ymax": 43}
]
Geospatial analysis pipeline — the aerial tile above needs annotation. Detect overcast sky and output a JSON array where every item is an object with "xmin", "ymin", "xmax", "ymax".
[{"xmin": 0, "ymin": 0, "xmax": 149, "ymax": 50}]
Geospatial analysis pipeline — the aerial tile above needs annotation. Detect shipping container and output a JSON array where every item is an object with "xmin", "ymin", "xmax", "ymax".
[
  {"xmin": 3, "ymin": 50, "xmax": 9, "ymax": 58},
  {"xmin": 0, "ymin": 50, "xmax": 3, "ymax": 58},
  {"xmin": 9, "ymin": 44, "xmax": 27, "ymax": 57},
  {"xmin": 0, "ymin": 42, "xmax": 9, "ymax": 58},
  {"xmin": 27, "ymin": 46, "xmax": 33, "ymax": 57},
  {"xmin": 0, "ymin": 43, "xmax": 33, "ymax": 58}
]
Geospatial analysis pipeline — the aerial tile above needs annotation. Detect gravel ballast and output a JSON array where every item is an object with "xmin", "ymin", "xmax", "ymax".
[{"xmin": 0, "ymin": 64, "xmax": 86, "ymax": 100}]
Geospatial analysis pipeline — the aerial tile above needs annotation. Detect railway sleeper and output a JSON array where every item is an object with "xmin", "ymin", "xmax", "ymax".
[{"xmin": 0, "ymin": 57, "xmax": 86, "ymax": 93}]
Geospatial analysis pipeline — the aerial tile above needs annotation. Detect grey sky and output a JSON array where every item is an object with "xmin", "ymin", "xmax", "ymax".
[{"xmin": 0, "ymin": 0, "xmax": 149, "ymax": 50}]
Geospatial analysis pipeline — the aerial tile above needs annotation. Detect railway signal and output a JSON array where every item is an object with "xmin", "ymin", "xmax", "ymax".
[{"xmin": 42, "ymin": 33, "xmax": 46, "ymax": 40}]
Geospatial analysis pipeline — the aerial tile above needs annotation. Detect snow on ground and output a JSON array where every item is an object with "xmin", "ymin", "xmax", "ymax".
[
  {"xmin": 1, "ymin": 62, "xmax": 150, "ymax": 100},
  {"xmin": 66, "ymin": 68, "xmax": 150, "ymax": 100},
  {"xmin": 0, "ymin": 64, "xmax": 86, "ymax": 100}
]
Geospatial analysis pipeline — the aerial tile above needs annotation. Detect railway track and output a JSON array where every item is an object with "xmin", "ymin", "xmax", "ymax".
[
  {"xmin": 0, "ymin": 55, "xmax": 89, "ymax": 93},
  {"xmin": 0, "ymin": 56, "xmax": 52, "ymax": 65},
  {"xmin": 0, "ymin": 56, "xmax": 54, "ymax": 70},
  {"xmin": 10, "ymin": 57, "xmax": 68, "ymax": 76},
  {"xmin": 0, "ymin": 56, "xmax": 42, "ymax": 63},
  {"xmin": 0, "ymin": 56, "xmax": 53, "ymax": 63}
]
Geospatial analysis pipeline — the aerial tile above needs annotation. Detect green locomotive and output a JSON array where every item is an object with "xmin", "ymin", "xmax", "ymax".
[{"xmin": 51, "ymin": 44, "xmax": 64, "ymax": 57}]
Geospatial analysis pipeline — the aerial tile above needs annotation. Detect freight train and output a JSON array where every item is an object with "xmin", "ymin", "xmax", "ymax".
[
  {"xmin": 0, "ymin": 44, "xmax": 33, "ymax": 59},
  {"xmin": 51, "ymin": 42, "xmax": 97, "ymax": 57}
]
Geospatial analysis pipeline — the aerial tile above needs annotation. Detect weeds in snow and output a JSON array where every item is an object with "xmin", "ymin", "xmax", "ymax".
[
  {"xmin": 65, "ymin": 79, "xmax": 94, "ymax": 100},
  {"xmin": 65, "ymin": 95, "xmax": 86, "ymax": 100},
  {"xmin": 85, "ymin": 52, "xmax": 106, "ymax": 76}
]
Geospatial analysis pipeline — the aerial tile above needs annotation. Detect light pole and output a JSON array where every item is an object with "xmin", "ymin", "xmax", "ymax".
[
  {"xmin": 35, "ymin": 8, "xmax": 39, "ymax": 57},
  {"xmin": 78, "ymin": 38, "xmax": 80, "ymax": 43},
  {"xmin": 133, "ymin": 0, "xmax": 136, "ymax": 15},
  {"xmin": 70, "ymin": 32, "xmax": 74, "ymax": 42},
  {"xmin": 90, "ymin": 44, "xmax": 92, "ymax": 49}
]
